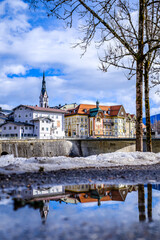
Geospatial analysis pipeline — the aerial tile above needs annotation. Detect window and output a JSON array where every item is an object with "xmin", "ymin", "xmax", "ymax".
[
  {"xmin": 4, "ymin": 127, "xmax": 6, "ymax": 130},
  {"xmin": 29, "ymin": 127, "xmax": 32, "ymax": 130},
  {"xmin": 42, "ymin": 120, "xmax": 44, "ymax": 123},
  {"xmin": 46, "ymin": 128, "xmax": 48, "ymax": 131},
  {"xmin": 20, "ymin": 108, "xmax": 22, "ymax": 110},
  {"xmin": 25, "ymin": 120, "xmax": 28, "ymax": 123},
  {"xmin": 19, "ymin": 115, "xmax": 21, "ymax": 118},
  {"xmin": 25, "ymin": 127, "xmax": 28, "ymax": 130},
  {"xmin": 9, "ymin": 126, "xmax": 12, "ymax": 130},
  {"xmin": 56, "ymin": 131, "xmax": 58, "ymax": 134},
  {"xmin": 36, "ymin": 126, "xmax": 38, "ymax": 129},
  {"xmin": 29, "ymin": 113, "xmax": 31, "ymax": 117},
  {"xmin": 85, "ymin": 118, "xmax": 87, "ymax": 122},
  {"xmin": 25, "ymin": 115, "xmax": 28, "ymax": 117},
  {"xmin": 14, "ymin": 126, "xmax": 17, "ymax": 130},
  {"xmin": 15, "ymin": 114, "xmax": 17, "ymax": 117},
  {"xmin": 46, "ymin": 120, "xmax": 48, "ymax": 123},
  {"xmin": 42, "ymin": 127, "xmax": 44, "ymax": 131},
  {"xmin": 56, "ymin": 115, "xmax": 58, "ymax": 119},
  {"xmin": 81, "ymin": 118, "xmax": 83, "ymax": 122}
]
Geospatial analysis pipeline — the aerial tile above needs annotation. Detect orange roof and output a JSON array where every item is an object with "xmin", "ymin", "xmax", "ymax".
[
  {"xmin": 79, "ymin": 192, "xmax": 111, "ymax": 203},
  {"xmin": 65, "ymin": 104, "xmax": 122, "ymax": 117}
]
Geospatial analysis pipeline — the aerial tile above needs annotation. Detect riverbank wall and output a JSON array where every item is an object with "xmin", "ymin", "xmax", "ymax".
[{"xmin": 0, "ymin": 138, "xmax": 159, "ymax": 158}]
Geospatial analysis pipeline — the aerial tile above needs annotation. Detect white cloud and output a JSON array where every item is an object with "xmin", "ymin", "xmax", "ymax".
[
  {"xmin": 0, "ymin": 0, "xmax": 153, "ymax": 117},
  {"xmin": 0, "ymin": 104, "xmax": 13, "ymax": 110}
]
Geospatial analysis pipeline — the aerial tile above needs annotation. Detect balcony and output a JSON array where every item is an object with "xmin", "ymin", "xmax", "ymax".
[{"xmin": 103, "ymin": 121, "xmax": 114, "ymax": 126}]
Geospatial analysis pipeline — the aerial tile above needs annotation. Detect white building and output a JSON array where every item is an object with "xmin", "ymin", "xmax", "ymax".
[{"xmin": 0, "ymin": 73, "xmax": 66, "ymax": 139}]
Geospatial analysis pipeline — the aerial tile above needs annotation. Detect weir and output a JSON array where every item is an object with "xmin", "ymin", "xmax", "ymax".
[{"xmin": 0, "ymin": 138, "xmax": 159, "ymax": 158}]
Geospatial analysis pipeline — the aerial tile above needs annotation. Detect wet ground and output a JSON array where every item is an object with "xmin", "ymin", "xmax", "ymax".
[
  {"xmin": 1, "ymin": 165, "xmax": 160, "ymax": 239},
  {"xmin": 1, "ymin": 163, "xmax": 160, "ymax": 189},
  {"xmin": 0, "ymin": 181, "xmax": 160, "ymax": 239}
]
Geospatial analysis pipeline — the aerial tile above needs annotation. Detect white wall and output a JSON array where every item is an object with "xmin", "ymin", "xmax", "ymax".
[
  {"xmin": 14, "ymin": 106, "xmax": 33, "ymax": 123},
  {"xmin": 0, "ymin": 123, "xmax": 33, "ymax": 138},
  {"xmin": 13, "ymin": 106, "xmax": 65, "ymax": 139}
]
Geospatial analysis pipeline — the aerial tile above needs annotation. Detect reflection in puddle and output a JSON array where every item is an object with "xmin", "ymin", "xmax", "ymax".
[{"xmin": 1, "ymin": 183, "xmax": 160, "ymax": 239}]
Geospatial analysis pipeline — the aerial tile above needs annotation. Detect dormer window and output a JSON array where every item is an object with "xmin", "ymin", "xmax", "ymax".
[
  {"xmin": 108, "ymin": 111, "xmax": 110, "ymax": 115},
  {"xmin": 74, "ymin": 109, "xmax": 76, "ymax": 113},
  {"xmin": 104, "ymin": 111, "xmax": 106, "ymax": 114},
  {"xmin": 84, "ymin": 109, "xmax": 87, "ymax": 113}
]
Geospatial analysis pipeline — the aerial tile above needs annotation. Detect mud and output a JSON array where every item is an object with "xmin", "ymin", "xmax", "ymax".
[{"xmin": 1, "ymin": 164, "xmax": 160, "ymax": 189}]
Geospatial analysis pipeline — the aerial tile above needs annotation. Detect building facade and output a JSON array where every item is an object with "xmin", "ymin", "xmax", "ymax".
[{"xmin": 65, "ymin": 101, "xmax": 136, "ymax": 138}]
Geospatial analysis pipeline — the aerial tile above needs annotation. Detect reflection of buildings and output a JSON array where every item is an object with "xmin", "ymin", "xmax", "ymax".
[
  {"xmin": 65, "ymin": 184, "xmax": 130, "ymax": 205},
  {"xmin": 13, "ymin": 183, "xmax": 137, "ymax": 223}
]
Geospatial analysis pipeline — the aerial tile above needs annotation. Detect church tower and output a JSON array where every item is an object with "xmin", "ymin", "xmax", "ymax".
[{"xmin": 39, "ymin": 72, "xmax": 49, "ymax": 108}]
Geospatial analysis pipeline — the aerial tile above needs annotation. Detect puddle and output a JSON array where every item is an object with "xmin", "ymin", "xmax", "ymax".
[{"xmin": 0, "ymin": 183, "xmax": 160, "ymax": 239}]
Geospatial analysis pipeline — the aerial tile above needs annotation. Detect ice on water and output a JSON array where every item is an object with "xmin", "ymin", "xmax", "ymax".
[{"xmin": 0, "ymin": 152, "xmax": 160, "ymax": 174}]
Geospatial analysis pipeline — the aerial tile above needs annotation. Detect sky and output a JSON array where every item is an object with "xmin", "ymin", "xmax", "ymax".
[{"xmin": 0, "ymin": 0, "xmax": 160, "ymax": 116}]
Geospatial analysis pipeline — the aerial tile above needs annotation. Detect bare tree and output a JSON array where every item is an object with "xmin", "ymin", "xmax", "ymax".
[
  {"xmin": 101, "ymin": 0, "xmax": 159, "ymax": 152},
  {"xmin": 27, "ymin": 0, "xmax": 160, "ymax": 151}
]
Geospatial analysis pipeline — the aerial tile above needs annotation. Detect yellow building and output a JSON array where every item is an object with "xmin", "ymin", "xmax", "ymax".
[{"xmin": 65, "ymin": 101, "xmax": 136, "ymax": 138}]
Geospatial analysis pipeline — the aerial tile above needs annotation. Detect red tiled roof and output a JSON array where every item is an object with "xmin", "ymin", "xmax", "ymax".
[{"xmin": 65, "ymin": 104, "xmax": 122, "ymax": 117}]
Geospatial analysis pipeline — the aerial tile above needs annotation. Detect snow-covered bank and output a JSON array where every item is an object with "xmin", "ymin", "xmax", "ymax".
[{"xmin": 0, "ymin": 152, "xmax": 160, "ymax": 174}]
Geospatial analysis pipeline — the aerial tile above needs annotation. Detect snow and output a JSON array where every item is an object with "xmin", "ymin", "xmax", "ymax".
[{"xmin": 0, "ymin": 152, "xmax": 160, "ymax": 174}]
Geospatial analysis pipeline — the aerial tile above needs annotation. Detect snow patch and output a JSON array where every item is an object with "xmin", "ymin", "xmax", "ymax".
[{"xmin": 0, "ymin": 152, "xmax": 160, "ymax": 174}]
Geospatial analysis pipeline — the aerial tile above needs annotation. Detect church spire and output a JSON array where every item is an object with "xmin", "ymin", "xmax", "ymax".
[
  {"xmin": 39, "ymin": 72, "xmax": 49, "ymax": 108},
  {"xmin": 42, "ymin": 71, "xmax": 46, "ymax": 95}
]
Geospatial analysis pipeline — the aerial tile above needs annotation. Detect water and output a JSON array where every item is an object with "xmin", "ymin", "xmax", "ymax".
[{"xmin": 0, "ymin": 183, "xmax": 160, "ymax": 239}]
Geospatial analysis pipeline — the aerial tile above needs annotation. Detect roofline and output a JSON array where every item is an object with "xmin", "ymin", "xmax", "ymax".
[{"xmin": 13, "ymin": 104, "xmax": 66, "ymax": 114}]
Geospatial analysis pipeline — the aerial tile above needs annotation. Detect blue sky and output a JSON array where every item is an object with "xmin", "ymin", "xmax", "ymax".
[{"xmin": 0, "ymin": 0, "xmax": 160, "ymax": 115}]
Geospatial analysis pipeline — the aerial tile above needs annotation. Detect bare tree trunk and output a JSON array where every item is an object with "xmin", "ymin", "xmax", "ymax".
[
  {"xmin": 136, "ymin": 60, "xmax": 143, "ymax": 151},
  {"xmin": 136, "ymin": 0, "xmax": 145, "ymax": 152},
  {"xmin": 144, "ymin": 60, "xmax": 152, "ymax": 152}
]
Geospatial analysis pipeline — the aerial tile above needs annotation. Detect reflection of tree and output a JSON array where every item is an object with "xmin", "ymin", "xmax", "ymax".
[
  {"xmin": 138, "ymin": 184, "xmax": 146, "ymax": 222},
  {"xmin": 147, "ymin": 184, "xmax": 152, "ymax": 222}
]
